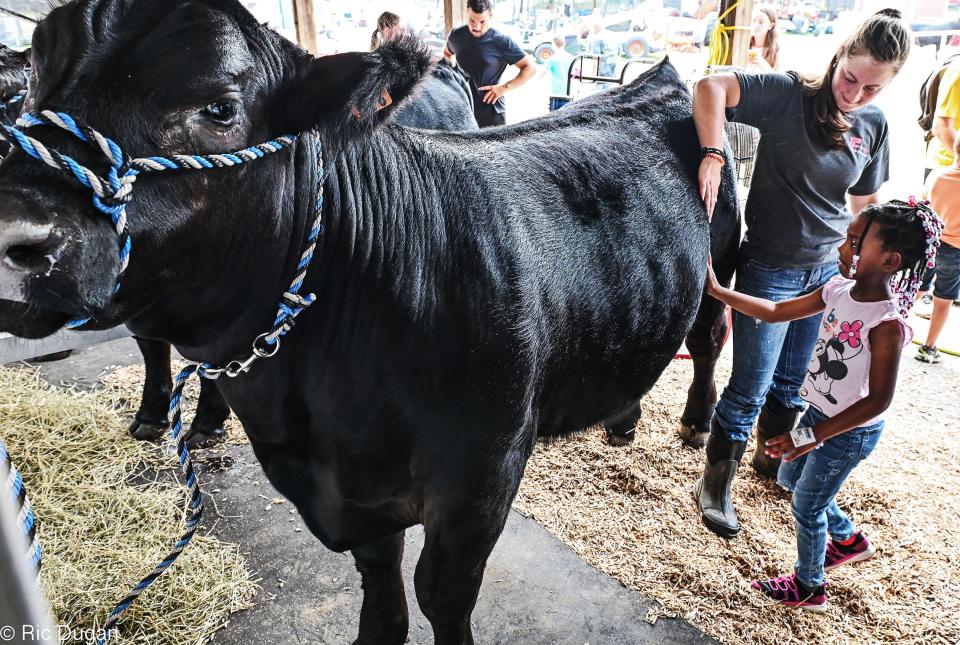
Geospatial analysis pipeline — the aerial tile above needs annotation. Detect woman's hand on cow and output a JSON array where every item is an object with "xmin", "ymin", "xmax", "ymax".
[
  {"xmin": 698, "ymin": 157, "xmax": 722, "ymax": 220},
  {"xmin": 698, "ymin": 156, "xmax": 722, "ymax": 221},
  {"xmin": 478, "ymin": 84, "xmax": 509, "ymax": 104}
]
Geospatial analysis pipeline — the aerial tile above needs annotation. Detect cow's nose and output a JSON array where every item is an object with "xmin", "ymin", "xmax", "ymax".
[
  {"xmin": 1, "ymin": 222, "xmax": 64, "ymax": 273},
  {"xmin": 0, "ymin": 191, "xmax": 66, "ymax": 301}
]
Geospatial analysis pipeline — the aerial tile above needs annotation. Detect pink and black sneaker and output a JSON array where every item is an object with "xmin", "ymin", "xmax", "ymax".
[
  {"xmin": 751, "ymin": 572, "xmax": 829, "ymax": 612},
  {"xmin": 825, "ymin": 531, "xmax": 876, "ymax": 571}
]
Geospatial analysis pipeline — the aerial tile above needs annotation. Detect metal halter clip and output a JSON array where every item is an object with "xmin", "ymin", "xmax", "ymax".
[{"xmin": 225, "ymin": 353, "xmax": 259, "ymax": 378}]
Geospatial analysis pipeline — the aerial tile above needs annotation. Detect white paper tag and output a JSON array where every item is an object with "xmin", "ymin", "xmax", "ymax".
[{"xmin": 790, "ymin": 426, "xmax": 817, "ymax": 447}]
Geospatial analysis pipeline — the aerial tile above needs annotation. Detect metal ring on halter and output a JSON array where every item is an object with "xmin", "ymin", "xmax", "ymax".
[{"xmin": 253, "ymin": 331, "xmax": 282, "ymax": 357}]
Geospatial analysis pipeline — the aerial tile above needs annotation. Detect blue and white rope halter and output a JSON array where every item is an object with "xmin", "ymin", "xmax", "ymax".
[{"xmin": 0, "ymin": 110, "xmax": 324, "ymax": 642}]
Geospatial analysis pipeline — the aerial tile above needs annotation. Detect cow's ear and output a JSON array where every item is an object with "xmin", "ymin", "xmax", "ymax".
[{"xmin": 277, "ymin": 36, "xmax": 431, "ymax": 136}]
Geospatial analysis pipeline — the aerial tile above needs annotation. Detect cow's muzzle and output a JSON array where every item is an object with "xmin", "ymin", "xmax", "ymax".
[
  {"xmin": 0, "ymin": 183, "xmax": 119, "ymax": 329},
  {"xmin": 0, "ymin": 192, "xmax": 67, "ymax": 303},
  {"xmin": 0, "ymin": 221, "xmax": 65, "ymax": 301}
]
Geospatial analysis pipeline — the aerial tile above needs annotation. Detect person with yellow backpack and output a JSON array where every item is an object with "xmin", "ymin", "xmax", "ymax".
[
  {"xmin": 921, "ymin": 55, "xmax": 960, "ymax": 180},
  {"xmin": 917, "ymin": 55, "xmax": 960, "ymax": 329}
]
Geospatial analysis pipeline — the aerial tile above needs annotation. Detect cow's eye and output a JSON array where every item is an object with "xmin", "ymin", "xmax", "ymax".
[{"xmin": 201, "ymin": 100, "xmax": 238, "ymax": 125}]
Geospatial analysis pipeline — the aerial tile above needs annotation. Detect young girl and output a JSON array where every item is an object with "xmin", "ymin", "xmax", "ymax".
[{"xmin": 706, "ymin": 199, "xmax": 943, "ymax": 611}]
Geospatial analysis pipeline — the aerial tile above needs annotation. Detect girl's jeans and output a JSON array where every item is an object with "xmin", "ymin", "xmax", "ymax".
[
  {"xmin": 777, "ymin": 406, "xmax": 883, "ymax": 588},
  {"xmin": 714, "ymin": 256, "xmax": 838, "ymax": 443}
]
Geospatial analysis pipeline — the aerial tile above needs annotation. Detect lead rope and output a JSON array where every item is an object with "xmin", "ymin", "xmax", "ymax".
[{"xmin": 0, "ymin": 112, "xmax": 323, "ymax": 641}]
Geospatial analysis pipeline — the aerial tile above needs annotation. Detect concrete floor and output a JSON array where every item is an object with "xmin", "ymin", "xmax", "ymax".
[{"xmin": 23, "ymin": 337, "xmax": 714, "ymax": 645}]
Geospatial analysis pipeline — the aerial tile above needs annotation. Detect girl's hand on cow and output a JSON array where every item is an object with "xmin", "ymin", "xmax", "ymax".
[
  {"xmin": 706, "ymin": 256, "xmax": 721, "ymax": 296},
  {"xmin": 478, "ymin": 84, "xmax": 509, "ymax": 104},
  {"xmin": 764, "ymin": 429, "xmax": 819, "ymax": 462},
  {"xmin": 698, "ymin": 156, "xmax": 722, "ymax": 221}
]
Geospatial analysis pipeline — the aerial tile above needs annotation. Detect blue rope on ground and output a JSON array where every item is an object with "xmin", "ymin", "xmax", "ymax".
[{"xmin": 0, "ymin": 111, "xmax": 324, "ymax": 641}]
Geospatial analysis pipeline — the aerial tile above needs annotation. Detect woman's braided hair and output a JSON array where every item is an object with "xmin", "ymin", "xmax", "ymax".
[{"xmin": 859, "ymin": 198, "xmax": 944, "ymax": 318}]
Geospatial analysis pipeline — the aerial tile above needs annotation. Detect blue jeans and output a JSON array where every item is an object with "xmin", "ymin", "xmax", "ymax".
[
  {"xmin": 777, "ymin": 407, "xmax": 883, "ymax": 587},
  {"xmin": 714, "ymin": 256, "xmax": 839, "ymax": 443},
  {"xmin": 920, "ymin": 241, "xmax": 960, "ymax": 300}
]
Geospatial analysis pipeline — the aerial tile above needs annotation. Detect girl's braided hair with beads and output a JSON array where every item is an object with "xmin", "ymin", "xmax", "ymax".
[{"xmin": 856, "ymin": 198, "xmax": 944, "ymax": 318}]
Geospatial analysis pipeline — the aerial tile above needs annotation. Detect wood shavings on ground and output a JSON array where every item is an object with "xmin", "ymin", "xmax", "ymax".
[
  {"xmin": 515, "ymin": 348, "xmax": 960, "ymax": 644},
  {"xmin": 0, "ymin": 367, "xmax": 256, "ymax": 644}
]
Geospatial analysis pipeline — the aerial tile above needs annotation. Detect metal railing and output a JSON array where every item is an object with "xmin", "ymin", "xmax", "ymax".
[{"xmin": 0, "ymin": 470, "xmax": 55, "ymax": 643}]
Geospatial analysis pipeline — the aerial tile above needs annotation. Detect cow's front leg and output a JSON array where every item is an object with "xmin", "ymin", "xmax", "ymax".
[
  {"xmin": 351, "ymin": 530, "xmax": 408, "ymax": 645},
  {"xmin": 415, "ymin": 442, "xmax": 531, "ymax": 645},
  {"xmin": 129, "ymin": 337, "xmax": 172, "ymax": 441}
]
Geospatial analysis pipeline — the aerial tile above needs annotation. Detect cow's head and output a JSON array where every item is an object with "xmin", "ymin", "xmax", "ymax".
[{"xmin": 0, "ymin": 0, "xmax": 430, "ymax": 340}]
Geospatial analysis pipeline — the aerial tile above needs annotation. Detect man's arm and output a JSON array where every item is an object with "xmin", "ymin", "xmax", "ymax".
[
  {"xmin": 478, "ymin": 54, "xmax": 536, "ymax": 104},
  {"xmin": 443, "ymin": 45, "xmax": 456, "ymax": 64}
]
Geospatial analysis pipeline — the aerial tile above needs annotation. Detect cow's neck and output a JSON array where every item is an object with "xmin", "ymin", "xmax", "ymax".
[
  {"xmin": 138, "ymin": 133, "xmax": 324, "ymax": 366},
  {"xmin": 308, "ymin": 129, "xmax": 455, "ymax": 330}
]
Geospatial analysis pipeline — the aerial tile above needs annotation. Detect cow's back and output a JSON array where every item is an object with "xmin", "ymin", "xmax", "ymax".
[{"xmin": 379, "ymin": 61, "xmax": 727, "ymax": 437}]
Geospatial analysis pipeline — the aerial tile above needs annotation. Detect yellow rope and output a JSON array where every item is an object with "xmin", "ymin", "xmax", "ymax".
[{"xmin": 707, "ymin": 1, "xmax": 753, "ymax": 67}]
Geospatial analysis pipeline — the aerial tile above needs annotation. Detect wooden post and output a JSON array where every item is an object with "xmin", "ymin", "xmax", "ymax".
[
  {"xmin": 444, "ymin": 0, "xmax": 467, "ymax": 36},
  {"xmin": 293, "ymin": 0, "xmax": 318, "ymax": 55},
  {"xmin": 718, "ymin": 0, "xmax": 753, "ymax": 68}
]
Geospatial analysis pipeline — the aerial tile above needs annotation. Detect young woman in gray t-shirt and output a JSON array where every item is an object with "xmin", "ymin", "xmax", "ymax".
[{"xmin": 690, "ymin": 9, "xmax": 911, "ymax": 541}]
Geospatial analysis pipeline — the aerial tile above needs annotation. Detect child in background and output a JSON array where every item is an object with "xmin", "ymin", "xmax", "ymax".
[
  {"xmin": 916, "ymin": 135, "xmax": 960, "ymax": 363},
  {"xmin": 706, "ymin": 199, "xmax": 943, "ymax": 611}
]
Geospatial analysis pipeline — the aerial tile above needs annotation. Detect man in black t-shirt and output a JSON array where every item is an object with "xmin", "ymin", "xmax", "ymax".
[{"xmin": 444, "ymin": 0, "xmax": 535, "ymax": 127}]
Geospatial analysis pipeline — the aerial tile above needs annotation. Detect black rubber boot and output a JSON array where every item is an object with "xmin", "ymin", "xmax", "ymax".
[
  {"xmin": 694, "ymin": 419, "xmax": 747, "ymax": 539},
  {"xmin": 753, "ymin": 395, "xmax": 802, "ymax": 479}
]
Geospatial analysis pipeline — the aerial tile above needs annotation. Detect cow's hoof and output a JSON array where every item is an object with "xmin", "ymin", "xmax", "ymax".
[
  {"xmin": 129, "ymin": 418, "xmax": 169, "ymax": 441},
  {"xmin": 604, "ymin": 426, "xmax": 635, "ymax": 447},
  {"xmin": 185, "ymin": 426, "xmax": 226, "ymax": 449},
  {"xmin": 678, "ymin": 421, "xmax": 709, "ymax": 448}
]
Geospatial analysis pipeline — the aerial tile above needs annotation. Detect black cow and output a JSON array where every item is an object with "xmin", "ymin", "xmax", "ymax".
[
  {"xmin": 0, "ymin": 1, "xmax": 737, "ymax": 643},
  {"xmin": 394, "ymin": 58, "xmax": 478, "ymax": 131}
]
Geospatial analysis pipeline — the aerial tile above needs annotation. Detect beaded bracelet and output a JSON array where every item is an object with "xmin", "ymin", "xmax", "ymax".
[
  {"xmin": 703, "ymin": 151, "xmax": 725, "ymax": 166},
  {"xmin": 701, "ymin": 146, "xmax": 725, "ymax": 158}
]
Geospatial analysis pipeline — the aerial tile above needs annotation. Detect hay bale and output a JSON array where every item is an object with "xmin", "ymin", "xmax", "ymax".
[{"xmin": 0, "ymin": 367, "xmax": 256, "ymax": 644}]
